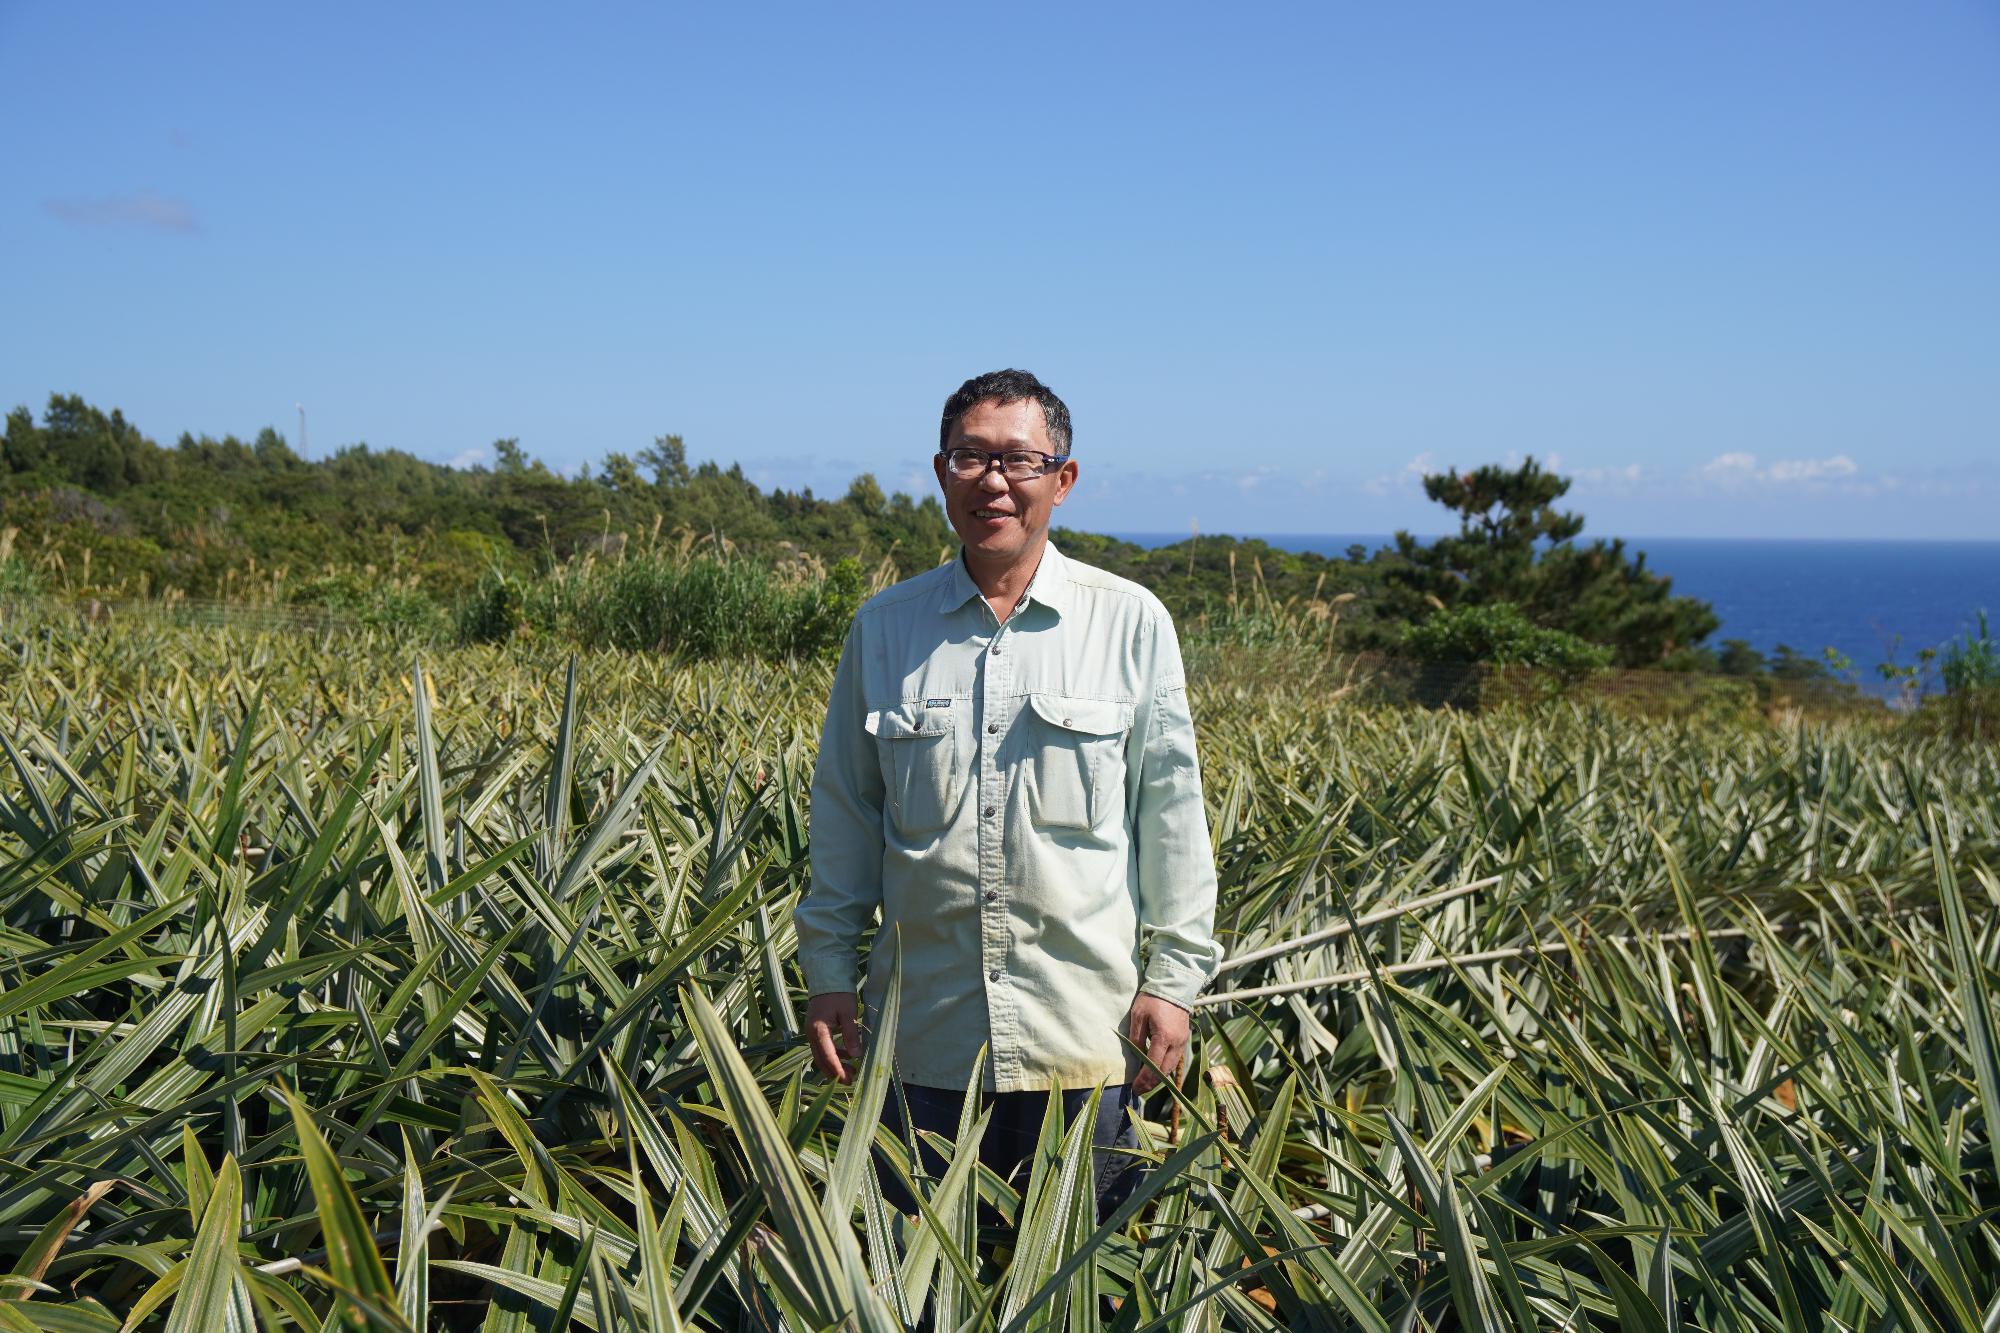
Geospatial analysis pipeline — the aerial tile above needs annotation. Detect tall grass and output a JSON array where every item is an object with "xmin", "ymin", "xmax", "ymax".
[
  {"xmin": 1935, "ymin": 610, "xmax": 2000, "ymax": 743},
  {"xmin": 0, "ymin": 528, "xmax": 39, "ymax": 598},
  {"xmin": 0, "ymin": 606, "xmax": 1996, "ymax": 1329},
  {"xmin": 458, "ymin": 549, "xmax": 868, "ymax": 660}
]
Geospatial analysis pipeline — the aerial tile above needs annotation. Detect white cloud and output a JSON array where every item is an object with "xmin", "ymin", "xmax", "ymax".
[
  {"xmin": 1695, "ymin": 451, "xmax": 1861, "ymax": 490},
  {"xmin": 1362, "ymin": 451, "xmax": 1437, "ymax": 497},
  {"xmin": 1568, "ymin": 462, "xmax": 1651, "ymax": 492},
  {"xmin": 1699, "ymin": 452, "xmax": 1760, "ymax": 485},
  {"xmin": 1765, "ymin": 454, "xmax": 1858, "ymax": 483},
  {"xmin": 447, "ymin": 448, "xmax": 487, "ymax": 470}
]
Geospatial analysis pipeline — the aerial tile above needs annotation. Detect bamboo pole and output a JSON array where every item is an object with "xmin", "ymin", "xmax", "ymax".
[
  {"xmin": 1214, "ymin": 875, "xmax": 1500, "ymax": 975},
  {"xmin": 1197, "ymin": 927, "xmax": 1753, "ymax": 1007}
]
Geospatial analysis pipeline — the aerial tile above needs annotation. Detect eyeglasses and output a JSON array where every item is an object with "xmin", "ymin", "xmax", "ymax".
[{"xmin": 938, "ymin": 447, "xmax": 1070, "ymax": 481}]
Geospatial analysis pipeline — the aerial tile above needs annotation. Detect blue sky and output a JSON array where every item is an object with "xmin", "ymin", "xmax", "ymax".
[{"xmin": 3, "ymin": 2, "xmax": 1994, "ymax": 540}]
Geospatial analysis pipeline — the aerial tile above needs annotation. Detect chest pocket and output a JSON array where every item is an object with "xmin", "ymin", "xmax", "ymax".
[
  {"xmin": 1023, "ymin": 694, "xmax": 1134, "ymax": 831},
  {"xmin": 867, "ymin": 702, "xmax": 969, "ymax": 837}
]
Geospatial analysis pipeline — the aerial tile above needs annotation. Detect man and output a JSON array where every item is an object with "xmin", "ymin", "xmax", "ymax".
[{"xmin": 793, "ymin": 369, "xmax": 1222, "ymax": 1217}]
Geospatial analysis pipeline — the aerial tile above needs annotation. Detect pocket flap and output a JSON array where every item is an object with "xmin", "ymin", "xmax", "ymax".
[
  {"xmin": 866, "ymin": 701, "xmax": 951, "ymax": 739},
  {"xmin": 1026, "ymin": 694, "xmax": 1132, "ymax": 736}
]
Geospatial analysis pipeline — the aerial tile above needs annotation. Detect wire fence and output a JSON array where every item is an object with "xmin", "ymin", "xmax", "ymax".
[{"xmin": 1, "ymin": 593, "xmax": 362, "ymax": 634}]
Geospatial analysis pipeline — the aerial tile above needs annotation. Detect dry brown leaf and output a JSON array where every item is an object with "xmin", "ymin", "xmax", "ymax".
[{"xmin": 13, "ymin": 1178, "xmax": 116, "ymax": 1293}]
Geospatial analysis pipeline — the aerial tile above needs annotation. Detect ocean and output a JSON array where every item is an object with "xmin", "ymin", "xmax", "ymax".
[{"xmin": 1107, "ymin": 533, "xmax": 2000, "ymax": 691}]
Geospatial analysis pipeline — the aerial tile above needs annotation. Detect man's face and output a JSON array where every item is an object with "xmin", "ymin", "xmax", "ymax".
[{"xmin": 934, "ymin": 398, "xmax": 1079, "ymax": 572}]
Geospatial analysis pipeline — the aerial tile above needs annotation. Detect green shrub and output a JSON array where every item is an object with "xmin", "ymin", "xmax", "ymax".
[
  {"xmin": 1403, "ymin": 601, "xmax": 1612, "ymax": 707},
  {"xmin": 289, "ymin": 570, "xmax": 449, "ymax": 637},
  {"xmin": 790, "ymin": 555, "xmax": 867, "ymax": 655},
  {"xmin": 456, "ymin": 567, "xmax": 526, "ymax": 643},
  {"xmin": 1404, "ymin": 602, "xmax": 1612, "ymax": 673}
]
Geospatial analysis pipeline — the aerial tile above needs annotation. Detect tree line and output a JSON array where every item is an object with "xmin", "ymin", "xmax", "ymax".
[{"xmin": 3, "ymin": 391, "xmax": 1796, "ymax": 678}]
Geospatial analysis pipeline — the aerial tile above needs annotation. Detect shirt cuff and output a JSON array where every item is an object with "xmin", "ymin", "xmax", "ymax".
[
  {"xmin": 1140, "ymin": 958, "xmax": 1211, "ymax": 1011},
  {"xmin": 800, "ymin": 949, "xmax": 860, "ymax": 997}
]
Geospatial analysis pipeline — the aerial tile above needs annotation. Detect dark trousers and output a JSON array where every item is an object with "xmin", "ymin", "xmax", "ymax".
[{"xmin": 876, "ymin": 1080, "xmax": 1142, "ymax": 1225}]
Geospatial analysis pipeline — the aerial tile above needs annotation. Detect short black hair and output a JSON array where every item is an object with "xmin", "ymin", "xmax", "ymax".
[{"xmin": 939, "ymin": 369, "xmax": 1072, "ymax": 456}]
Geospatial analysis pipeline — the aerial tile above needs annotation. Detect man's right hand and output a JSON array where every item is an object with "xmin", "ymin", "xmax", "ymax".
[{"xmin": 806, "ymin": 991, "xmax": 864, "ymax": 1084}]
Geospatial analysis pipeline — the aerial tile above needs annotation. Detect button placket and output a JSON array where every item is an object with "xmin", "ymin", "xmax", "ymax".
[
  {"xmin": 979, "ymin": 680, "xmax": 1007, "ymax": 910},
  {"xmin": 976, "ymin": 636, "xmax": 1016, "ymax": 1079}
]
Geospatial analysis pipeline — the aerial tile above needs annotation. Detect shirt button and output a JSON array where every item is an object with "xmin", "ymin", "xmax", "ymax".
[
  {"xmin": 988, "ymin": 970, "xmax": 1002, "ymax": 982},
  {"xmin": 983, "ymin": 805, "xmax": 995, "ymax": 817},
  {"xmin": 987, "ymin": 723, "xmax": 999, "ymax": 734},
  {"xmin": 984, "ymin": 890, "xmax": 998, "ymax": 903},
  {"xmin": 991, "ymin": 645, "xmax": 1002, "ymax": 656}
]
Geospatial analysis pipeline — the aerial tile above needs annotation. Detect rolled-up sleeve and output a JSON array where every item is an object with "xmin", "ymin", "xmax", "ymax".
[
  {"xmin": 794, "ymin": 624, "xmax": 884, "ymax": 996},
  {"xmin": 1130, "ymin": 611, "xmax": 1224, "ymax": 1007}
]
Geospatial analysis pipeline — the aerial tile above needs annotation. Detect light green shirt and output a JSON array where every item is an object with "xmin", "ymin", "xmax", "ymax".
[{"xmin": 794, "ymin": 542, "xmax": 1223, "ymax": 1092}]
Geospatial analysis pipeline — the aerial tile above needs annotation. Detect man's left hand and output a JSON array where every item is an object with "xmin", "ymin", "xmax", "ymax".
[{"xmin": 1127, "ymin": 992, "xmax": 1191, "ymax": 1096}]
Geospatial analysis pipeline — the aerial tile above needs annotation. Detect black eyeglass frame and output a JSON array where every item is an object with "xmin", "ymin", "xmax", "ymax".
[{"xmin": 936, "ymin": 447, "xmax": 1072, "ymax": 481}]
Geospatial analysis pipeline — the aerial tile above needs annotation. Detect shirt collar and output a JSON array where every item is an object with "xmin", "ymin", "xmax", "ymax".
[
  {"xmin": 936, "ymin": 541, "xmax": 1072, "ymax": 620},
  {"xmin": 938, "ymin": 552, "xmax": 984, "ymax": 615},
  {"xmin": 1024, "ymin": 541, "xmax": 1073, "ymax": 617}
]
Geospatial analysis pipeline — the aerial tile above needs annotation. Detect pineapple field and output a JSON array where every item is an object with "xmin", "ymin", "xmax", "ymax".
[{"xmin": 1, "ymin": 607, "xmax": 1996, "ymax": 1331}]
